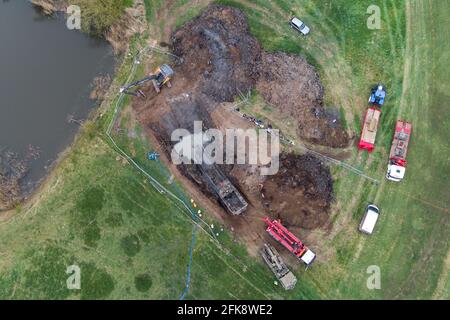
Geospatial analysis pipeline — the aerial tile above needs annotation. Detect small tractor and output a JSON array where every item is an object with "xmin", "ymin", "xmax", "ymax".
[
  {"xmin": 368, "ymin": 84, "xmax": 387, "ymax": 106},
  {"xmin": 120, "ymin": 64, "xmax": 174, "ymax": 98}
]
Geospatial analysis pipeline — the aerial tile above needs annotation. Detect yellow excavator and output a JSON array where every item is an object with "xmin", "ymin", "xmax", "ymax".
[{"xmin": 119, "ymin": 64, "xmax": 174, "ymax": 97}]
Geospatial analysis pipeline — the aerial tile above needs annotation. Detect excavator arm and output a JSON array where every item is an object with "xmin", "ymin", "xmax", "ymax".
[
  {"xmin": 119, "ymin": 75, "xmax": 158, "ymax": 97},
  {"xmin": 119, "ymin": 64, "xmax": 174, "ymax": 97}
]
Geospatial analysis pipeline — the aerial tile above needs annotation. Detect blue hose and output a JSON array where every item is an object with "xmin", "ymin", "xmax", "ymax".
[
  {"xmin": 179, "ymin": 224, "xmax": 198, "ymax": 300},
  {"xmin": 151, "ymin": 158, "xmax": 199, "ymax": 299}
]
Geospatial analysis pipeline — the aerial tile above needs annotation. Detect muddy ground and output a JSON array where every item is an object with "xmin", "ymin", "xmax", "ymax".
[
  {"xmin": 132, "ymin": 4, "xmax": 347, "ymax": 251},
  {"xmin": 260, "ymin": 154, "xmax": 333, "ymax": 229}
]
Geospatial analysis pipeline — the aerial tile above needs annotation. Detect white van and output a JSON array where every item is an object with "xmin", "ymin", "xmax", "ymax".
[
  {"xmin": 289, "ymin": 17, "xmax": 310, "ymax": 35},
  {"xmin": 359, "ymin": 204, "xmax": 380, "ymax": 235}
]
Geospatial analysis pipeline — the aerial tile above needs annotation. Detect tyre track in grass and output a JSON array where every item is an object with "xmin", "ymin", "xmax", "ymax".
[{"xmin": 372, "ymin": 0, "xmax": 449, "ymax": 298}]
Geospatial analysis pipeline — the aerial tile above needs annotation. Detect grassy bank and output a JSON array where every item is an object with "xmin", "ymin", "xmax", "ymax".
[
  {"xmin": 0, "ymin": 0, "xmax": 448, "ymax": 299},
  {"xmin": 76, "ymin": 0, "xmax": 134, "ymax": 35}
]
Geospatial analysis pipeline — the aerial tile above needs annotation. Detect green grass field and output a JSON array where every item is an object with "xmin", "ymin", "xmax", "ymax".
[{"xmin": 0, "ymin": 0, "xmax": 448, "ymax": 299}]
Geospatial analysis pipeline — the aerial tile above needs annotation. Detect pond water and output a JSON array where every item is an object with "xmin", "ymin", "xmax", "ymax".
[{"xmin": 0, "ymin": 1, "xmax": 115, "ymax": 194}]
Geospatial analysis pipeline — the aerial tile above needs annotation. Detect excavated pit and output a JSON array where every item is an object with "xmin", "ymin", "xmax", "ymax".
[
  {"xmin": 260, "ymin": 153, "xmax": 333, "ymax": 229},
  {"xmin": 133, "ymin": 4, "xmax": 344, "ymax": 231}
]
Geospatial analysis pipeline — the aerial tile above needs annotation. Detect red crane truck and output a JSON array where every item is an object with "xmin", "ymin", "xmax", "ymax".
[
  {"xmin": 386, "ymin": 120, "xmax": 412, "ymax": 182},
  {"xmin": 263, "ymin": 217, "xmax": 316, "ymax": 266},
  {"xmin": 358, "ymin": 107, "xmax": 382, "ymax": 152}
]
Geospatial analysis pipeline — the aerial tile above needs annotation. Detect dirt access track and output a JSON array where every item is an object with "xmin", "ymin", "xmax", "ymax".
[{"xmin": 133, "ymin": 4, "xmax": 346, "ymax": 255}]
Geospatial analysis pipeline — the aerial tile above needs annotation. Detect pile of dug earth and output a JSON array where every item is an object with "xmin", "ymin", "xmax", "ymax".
[{"xmin": 133, "ymin": 4, "xmax": 349, "ymax": 230}]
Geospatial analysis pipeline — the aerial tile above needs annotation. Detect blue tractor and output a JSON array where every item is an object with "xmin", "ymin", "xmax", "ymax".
[{"xmin": 369, "ymin": 84, "xmax": 386, "ymax": 106}]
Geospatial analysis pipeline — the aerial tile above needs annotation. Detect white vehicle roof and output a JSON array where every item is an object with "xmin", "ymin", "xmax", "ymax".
[
  {"xmin": 291, "ymin": 17, "xmax": 304, "ymax": 26},
  {"xmin": 360, "ymin": 208, "xmax": 379, "ymax": 234},
  {"xmin": 300, "ymin": 249, "xmax": 316, "ymax": 265},
  {"xmin": 291, "ymin": 17, "xmax": 310, "ymax": 34},
  {"xmin": 387, "ymin": 164, "xmax": 406, "ymax": 181}
]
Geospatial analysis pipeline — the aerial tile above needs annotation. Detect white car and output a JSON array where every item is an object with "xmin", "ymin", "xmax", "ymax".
[
  {"xmin": 290, "ymin": 17, "xmax": 310, "ymax": 35},
  {"xmin": 359, "ymin": 204, "xmax": 380, "ymax": 235}
]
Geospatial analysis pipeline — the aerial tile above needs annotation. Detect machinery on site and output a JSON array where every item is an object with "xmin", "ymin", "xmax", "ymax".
[
  {"xmin": 386, "ymin": 120, "xmax": 412, "ymax": 182},
  {"xmin": 120, "ymin": 64, "xmax": 174, "ymax": 97},
  {"xmin": 263, "ymin": 217, "xmax": 316, "ymax": 266},
  {"xmin": 198, "ymin": 164, "xmax": 248, "ymax": 215},
  {"xmin": 173, "ymin": 133, "xmax": 248, "ymax": 215},
  {"xmin": 369, "ymin": 84, "xmax": 387, "ymax": 106},
  {"xmin": 261, "ymin": 244, "xmax": 297, "ymax": 290},
  {"xmin": 358, "ymin": 107, "xmax": 381, "ymax": 152}
]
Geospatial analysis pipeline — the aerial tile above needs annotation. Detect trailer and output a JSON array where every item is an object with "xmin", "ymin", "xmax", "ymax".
[
  {"xmin": 261, "ymin": 244, "xmax": 297, "ymax": 290},
  {"xmin": 386, "ymin": 120, "xmax": 412, "ymax": 182},
  {"xmin": 263, "ymin": 217, "xmax": 316, "ymax": 266},
  {"xmin": 358, "ymin": 107, "xmax": 381, "ymax": 152}
]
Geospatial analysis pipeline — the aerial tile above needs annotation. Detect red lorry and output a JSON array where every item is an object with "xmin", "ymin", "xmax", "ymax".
[
  {"xmin": 263, "ymin": 217, "xmax": 316, "ymax": 266},
  {"xmin": 358, "ymin": 107, "xmax": 382, "ymax": 152},
  {"xmin": 386, "ymin": 120, "xmax": 412, "ymax": 182}
]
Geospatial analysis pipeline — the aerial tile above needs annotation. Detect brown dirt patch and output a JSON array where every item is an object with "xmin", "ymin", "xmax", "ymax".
[
  {"xmin": 260, "ymin": 153, "xmax": 333, "ymax": 229},
  {"xmin": 135, "ymin": 4, "xmax": 348, "ymax": 147},
  {"xmin": 132, "ymin": 4, "xmax": 339, "ymax": 236}
]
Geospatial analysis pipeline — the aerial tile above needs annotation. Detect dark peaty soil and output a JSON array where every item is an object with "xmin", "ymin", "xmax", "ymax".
[{"xmin": 260, "ymin": 153, "xmax": 333, "ymax": 229}]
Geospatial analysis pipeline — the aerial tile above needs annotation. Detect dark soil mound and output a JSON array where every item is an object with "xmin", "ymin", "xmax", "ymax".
[
  {"xmin": 171, "ymin": 4, "xmax": 262, "ymax": 103},
  {"xmin": 257, "ymin": 52, "xmax": 349, "ymax": 147}
]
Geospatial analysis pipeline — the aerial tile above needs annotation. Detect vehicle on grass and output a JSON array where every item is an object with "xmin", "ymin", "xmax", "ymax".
[
  {"xmin": 261, "ymin": 244, "xmax": 297, "ymax": 290},
  {"xmin": 358, "ymin": 107, "xmax": 381, "ymax": 152},
  {"xmin": 290, "ymin": 17, "xmax": 310, "ymax": 35},
  {"xmin": 359, "ymin": 204, "xmax": 380, "ymax": 235},
  {"xmin": 386, "ymin": 120, "xmax": 412, "ymax": 182}
]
